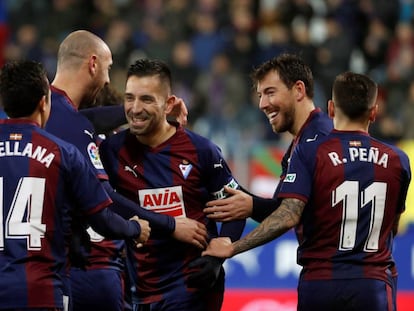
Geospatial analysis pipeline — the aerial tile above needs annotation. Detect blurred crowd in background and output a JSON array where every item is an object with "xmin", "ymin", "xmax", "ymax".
[{"xmin": 1, "ymin": 0, "xmax": 414, "ymax": 160}]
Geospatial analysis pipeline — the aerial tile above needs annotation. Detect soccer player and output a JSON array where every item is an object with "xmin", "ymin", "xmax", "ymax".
[
  {"xmin": 79, "ymin": 85, "xmax": 189, "ymax": 136},
  {"xmin": 203, "ymin": 71, "xmax": 411, "ymax": 311},
  {"xmin": 45, "ymin": 30, "xmax": 207, "ymax": 311},
  {"xmin": 203, "ymin": 53, "xmax": 333, "ymax": 222},
  {"xmin": 0, "ymin": 60, "xmax": 150, "ymax": 310},
  {"xmin": 99, "ymin": 59, "xmax": 246, "ymax": 311}
]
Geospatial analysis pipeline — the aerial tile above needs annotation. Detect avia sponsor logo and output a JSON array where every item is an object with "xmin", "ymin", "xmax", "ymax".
[{"xmin": 138, "ymin": 186, "xmax": 186, "ymax": 218}]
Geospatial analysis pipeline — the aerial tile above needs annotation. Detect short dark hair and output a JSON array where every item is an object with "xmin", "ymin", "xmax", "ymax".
[
  {"xmin": 251, "ymin": 53, "xmax": 314, "ymax": 98},
  {"xmin": 332, "ymin": 71, "xmax": 377, "ymax": 119},
  {"xmin": 0, "ymin": 60, "xmax": 49, "ymax": 118},
  {"xmin": 127, "ymin": 59, "xmax": 172, "ymax": 93}
]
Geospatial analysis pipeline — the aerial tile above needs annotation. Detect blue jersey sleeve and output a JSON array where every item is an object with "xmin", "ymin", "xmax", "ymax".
[
  {"xmin": 47, "ymin": 90, "xmax": 109, "ymax": 180},
  {"xmin": 252, "ymin": 109, "xmax": 333, "ymax": 222},
  {"xmin": 88, "ymin": 207, "xmax": 141, "ymax": 239},
  {"xmin": 80, "ymin": 105, "xmax": 126, "ymax": 135},
  {"xmin": 102, "ymin": 180, "xmax": 175, "ymax": 233},
  {"xmin": 198, "ymin": 139, "xmax": 246, "ymax": 241},
  {"xmin": 277, "ymin": 143, "xmax": 313, "ymax": 203},
  {"xmin": 394, "ymin": 147, "xmax": 411, "ymax": 214},
  {"xmin": 64, "ymin": 143, "xmax": 112, "ymax": 215},
  {"xmin": 251, "ymin": 196, "xmax": 280, "ymax": 223}
]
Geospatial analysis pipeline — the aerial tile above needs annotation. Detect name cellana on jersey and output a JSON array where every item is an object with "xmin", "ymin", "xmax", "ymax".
[
  {"xmin": 0, "ymin": 140, "xmax": 55, "ymax": 168},
  {"xmin": 328, "ymin": 146, "xmax": 388, "ymax": 168}
]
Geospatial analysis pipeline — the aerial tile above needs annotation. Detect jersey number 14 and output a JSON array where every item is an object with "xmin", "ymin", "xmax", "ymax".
[{"xmin": 0, "ymin": 177, "xmax": 46, "ymax": 250}]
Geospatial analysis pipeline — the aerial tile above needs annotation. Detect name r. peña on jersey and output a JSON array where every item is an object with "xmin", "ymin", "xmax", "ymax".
[{"xmin": 328, "ymin": 146, "xmax": 389, "ymax": 168}]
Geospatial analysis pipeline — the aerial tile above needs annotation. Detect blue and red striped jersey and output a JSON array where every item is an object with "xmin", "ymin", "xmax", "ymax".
[
  {"xmin": 99, "ymin": 125, "xmax": 245, "ymax": 303},
  {"xmin": 0, "ymin": 119, "xmax": 111, "ymax": 309},
  {"xmin": 278, "ymin": 129, "xmax": 411, "ymax": 285},
  {"xmin": 276, "ymin": 108, "xmax": 333, "ymax": 199},
  {"xmin": 251, "ymin": 108, "xmax": 333, "ymax": 222},
  {"xmin": 46, "ymin": 86, "xmax": 124, "ymax": 271}
]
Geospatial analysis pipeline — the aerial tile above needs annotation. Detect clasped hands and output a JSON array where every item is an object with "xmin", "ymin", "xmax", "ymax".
[{"xmin": 129, "ymin": 216, "xmax": 150, "ymax": 248}]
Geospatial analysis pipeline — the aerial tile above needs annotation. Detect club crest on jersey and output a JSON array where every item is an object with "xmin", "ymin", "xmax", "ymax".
[
  {"xmin": 284, "ymin": 173, "xmax": 296, "ymax": 183},
  {"xmin": 87, "ymin": 142, "xmax": 104, "ymax": 169},
  {"xmin": 179, "ymin": 159, "xmax": 192, "ymax": 179},
  {"xmin": 139, "ymin": 186, "xmax": 186, "ymax": 218}
]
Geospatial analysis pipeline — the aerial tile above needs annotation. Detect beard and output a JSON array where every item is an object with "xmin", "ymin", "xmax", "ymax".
[
  {"xmin": 79, "ymin": 89, "xmax": 100, "ymax": 109},
  {"xmin": 271, "ymin": 107, "xmax": 295, "ymax": 134}
]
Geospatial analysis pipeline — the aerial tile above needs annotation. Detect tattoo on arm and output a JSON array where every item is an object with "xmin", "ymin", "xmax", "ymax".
[{"xmin": 232, "ymin": 198, "xmax": 305, "ymax": 256}]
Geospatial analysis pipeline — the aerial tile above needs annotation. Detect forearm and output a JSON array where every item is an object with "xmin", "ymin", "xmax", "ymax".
[
  {"xmin": 219, "ymin": 219, "xmax": 246, "ymax": 242},
  {"xmin": 102, "ymin": 180, "xmax": 175, "ymax": 234},
  {"xmin": 88, "ymin": 208, "xmax": 141, "ymax": 239},
  {"xmin": 232, "ymin": 198, "xmax": 303, "ymax": 256},
  {"xmin": 251, "ymin": 196, "xmax": 280, "ymax": 223},
  {"xmin": 80, "ymin": 105, "xmax": 126, "ymax": 134}
]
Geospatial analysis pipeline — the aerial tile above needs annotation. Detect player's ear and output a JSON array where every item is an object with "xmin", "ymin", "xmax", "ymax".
[
  {"xmin": 165, "ymin": 95, "xmax": 177, "ymax": 114},
  {"xmin": 38, "ymin": 95, "xmax": 47, "ymax": 112},
  {"xmin": 38, "ymin": 95, "xmax": 50, "ymax": 128},
  {"xmin": 294, "ymin": 80, "xmax": 306, "ymax": 101},
  {"xmin": 369, "ymin": 104, "xmax": 378, "ymax": 122},
  {"xmin": 327, "ymin": 99, "xmax": 335, "ymax": 119},
  {"xmin": 88, "ymin": 55, "xmax": 97, "ymax": 75}
]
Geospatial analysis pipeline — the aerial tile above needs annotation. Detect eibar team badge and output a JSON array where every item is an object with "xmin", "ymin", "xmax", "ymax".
[{"xmin": 179, "ymin": 159, "xmax": 192, "ymax": 179}]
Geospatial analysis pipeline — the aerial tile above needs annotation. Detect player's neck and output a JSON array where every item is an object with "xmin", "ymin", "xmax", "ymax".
[
  {"xmin": 51, "ymin": 76, "xmax": 84, "ymax": 109},
  {"xmin": 139, "ymin": 122, "xmax": 176, "ymax": 148},
  {"xmin": 291, "ymin": 100, "xmax": 315, "ymax": 136},
  {"xmin": 334, "ymin": 119, "xmax": 369, "ymax": 132}
]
